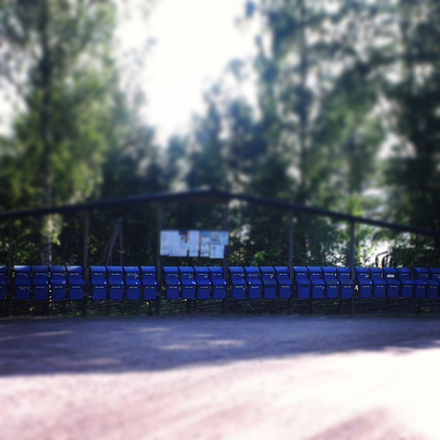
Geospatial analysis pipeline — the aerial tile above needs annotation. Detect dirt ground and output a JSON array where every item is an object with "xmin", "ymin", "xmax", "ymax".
[{"xmin": 1, "ymin": 315, "xmax": 440, "ymax": 439}]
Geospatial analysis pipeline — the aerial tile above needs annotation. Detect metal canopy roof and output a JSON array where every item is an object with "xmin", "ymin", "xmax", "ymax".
[{"xmin": 0, "ymin": 188, "xmax": 438, "ymax": 238}]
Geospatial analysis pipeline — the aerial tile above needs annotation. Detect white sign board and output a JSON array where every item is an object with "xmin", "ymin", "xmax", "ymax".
[{"xmin": 160, "ymin": 230, "xmax": 228, "ymax": 258}]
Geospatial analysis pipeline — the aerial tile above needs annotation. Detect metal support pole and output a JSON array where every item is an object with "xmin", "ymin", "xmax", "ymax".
[
  {"xmin": 83, "ymin": 212, "xmax": 90, "ymax": 282},
  {"xmin": 222, "ymin": 202, "xmax": 230, "ymax": 314},
  {"xmin": 288, "ymin": 212, "xmax": 294, "ymax": 315},
  {"xmin": 288, "ymin": 211, "xmax": 294, "ymax": 279},
  {"xmin": 156, "ymin": 204, "xmax": 163, "ymax": 315},
  {"xmin": 349, "ymin": 221, "xmax": 355, "ymax": 278},
  {"xmin": 82, "ymin": 212, "xmax": 90, "ymax": 317},
  {"xmin": 349, "ymin": 220, "xmax": 356, "ymax": 315}
]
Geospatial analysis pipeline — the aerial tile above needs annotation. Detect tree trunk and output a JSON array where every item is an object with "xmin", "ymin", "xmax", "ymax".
[{"xmin": 38, "ymin": 0, "xmax": 54, "ymax": 264}]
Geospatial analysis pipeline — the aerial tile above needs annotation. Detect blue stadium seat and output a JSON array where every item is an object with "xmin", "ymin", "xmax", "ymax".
[
  {"xmin": 274, "ymin": 266, "xmax": 292, "ymax": 299},
  {"xmin": 260, "ymin": 267, "xmax": 277, "ymax": 299},
  {"xmin": 67, "ymin": 266, "xmax": 84, "ymax": 300},
  {"xmin": 179, "ymin": 267, "xmax": 196, "ymax": 300},
  {"xmin": 369, "ymin": 268, "xmax": 387, "ymax": 299},
  {"xmin": 163, "ymin": 267, "xmax": 181, "ymax": 300},
  {"xmin": 307, "ymin": 267, "xmax": 325, "ymax": 299},
  {"xmin": 209, "ymin": 267, "xmax": 226, "ymax": 300},
  {"xmin": 124, "ymin": 266, "xmax": 141, "ymax": 300},
  {"xmin": 336, "ymin": 267, "xmax": 354, "ymax": 298},
  {"xmin": 383, "ymin": 267, "xmax": 400, "ymax": 298},
  {"xmin": 140, "ymin": 266, "xmax": 158, "ymax": 300},
  {"xmin": 0, "ymin": 266, "xmax": 8, "ymax": 301},
  {"xmin": 229, "ymin": 267, "xmax": 246, "ymax": 300},
  {"xmin": 107, "ymin": 266, "xmax": 124, "ymax": 300},
  {"xmin": 244, "ymin": 267, "xmax": 262, "ymax": 299},
  {"xmin": 90, "ymin": 266, "xmax": 107, "ymax": 300},
  {"xmin": 31, "ymin": 266, "xmax": 49, "ymax": 301},
  {"xmin": 49, "ymin": 266, "xmax": 67, "ymax": 301},
  {"xmin": 293, "ymin": 266, "xmax": 311, "ymax": 299},
  {"xmin": 429, "ymin": 268, "xmax": 440, "ymax": 283},
  {"xmin": 14, "ymin": 265, "xmax": 31, "ymax": 301},
  {"xmin": 195, "ymin": 267, "xmax": 212, "ymax": 300},
  {"xmin": 355, "ymin": 267, "xmax": 373, "ymax": 298},
  {"xmin": 396, "ymin": 267, "xmax": 414, "ymax": 298},
  {"xmin": 322, "ymin": 267, "xmax": 340, "ymax": 299},
  {"xmin": 415, "ymin": 267, "xmax": 438, "ymax": 299}
]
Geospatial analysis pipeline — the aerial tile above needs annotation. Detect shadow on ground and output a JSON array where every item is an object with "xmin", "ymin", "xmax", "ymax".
[{"xmin": 1, "ymin": 315, "xmax": 440, "ymax": 377}]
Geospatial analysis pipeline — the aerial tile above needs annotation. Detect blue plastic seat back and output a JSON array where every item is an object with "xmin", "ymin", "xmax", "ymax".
[
  {"xmin": 90, "ymin": 266, "xmax": 107, "ymax": 284},
  {"xmin": 107, "ymin": 266, "xmax": 123, "ymax": 300},
  {"xmin": 195, "ymin": 267, "xmax": 212, "ymax": 300},
  {"xmin": 260, "ymin": 266, "xmax": 275, "ymax": 282},
  {"xmin": 66, "ymin": 266, "xmax": 84, "ymax": 300},
  {"xmin": 354, "ymin": 267, "xmax": 372, "ymax": 298},
  {"xmin": 14, "ymin": 266, "xmax": 31, "ymax": 300},
  {"xmin": 415, "ymin": 267, "xmax": 429, "ymax": 279},
  {"xmin": 195, "ymin": 266, "xmax": 210, "ymax": 281},
  {"xmin": 230, "ymin": 266, "xmax": 245, "ymax": 282},
  {"xmin": 90, "ymin": 266, "xmax": 107, "ymax": 300},
  {"xmin": 382, "ymin": 267, "xmax": 401, "ymax": 298},
  {"xmin": 0, "ymin": 266, "xmax": 7, "ymax": 300},
  {"xmin": 50, "ymin": 266, "xmax": 66, "ymax": 284},
  {"xmin": 307, "ymin": 267, "xmax": 325, "ymax": 299},
  {"xmin": 163, "ymin": 267, "xmax": 181, "ymax": 300},
  {"xmin": 141, "ymin": 266, "xmax": 157, "ymax": 284},
  {"xmin": 370, "ymin": 268, "xmax": 385, "ymax": 281},
  {"xmin": 140, "ymin": 266, "xmax": 157, "ymax": 300},
  {"xmin": 31, "ymin": 265, "xmax": 49, "ymax": 301},
  {"xmin": 355, "ymin": 267, "xmax": 370, "ymax": 280},
  {"xmin": 414, "ymin": 279, "xmax": 428, "ymax": 298},
  {"xmin": 179, "ymin": 266, "xmax": 195, "ymax": 280},
  {"xmin": 336, "ymin": 267, "xmax": 354, "ymax": 299},
  {"xmin": 397, "ymin": 267, "xmax": 411, "ymax": 280},
  {"xmin": 383, "ymin": 267, "xmax": 397, "ymax": 279},
  {"xmin": 322, "ymin": 267, "xmax": 337, "ymax": 280},
  {"xmin": 179, "ymin": 267, "xmax": 196, "ymax": 300},
  {"xmin": 293, "ymin": 266, "xmax": 311, "ymax": 299},
  {"xmin": 163, "ymin": 266, "xmax": 180, "ymax": 283},
  {"xmin": 49, "ymin": 266, "xmax": 66, "ymax": 301},
  {"xmin": 209, "ymin": 267, "xmax": 226, "ymax": 300},
  {"xmin": 124, "ymin": 266, "xmax": 140, "ymax": 300},
  {"xmin": 322, "ymin": 267, "xmax": 339, "ymax": 299},
  {"xmin": 307, "ymin": 266, "xmax": 323, "ymax": 280},
  {"xmin": 244, "ymin": 267, "xmax": 262, "ymax": 299},
  {"xmin": 369, "ymin": 268, "xmax": 386, "ymax": 298},
  {"xmin": 415, "ymin": 268, "xmax": 439, "ymax": 298},
  {"xmin": 107, "ymin": 266, "xmax": 124, "ymax": 285},
  {"xmin": 229, "ymin": 267, "xmax": 246, "ymax": 300},
  {"xmin": 124, "ymin": 266, "xmax": 140, "ymax": 285},
  {"xmin": 274, "ymin": 266, "xmax": 292, "ymax": 299},
  {"xmin": 15, "ymin": 265, "xmax": 31, "ymax": 285},
  {"xmin": 260, "ymin": 266, "xmax": 277, "ymax": 300},
  {"xmin": 293, "ymin": 266, "xmax": 309, "ymax": 280},
  {"xmin": 430, "ymin": 268, "xmax": 440, "ymax": 282},
  {"xmin": 32, "ymin": 265, "xmax": 49, "ymax": 285}
]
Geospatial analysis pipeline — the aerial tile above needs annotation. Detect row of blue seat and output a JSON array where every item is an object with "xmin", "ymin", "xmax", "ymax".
[{"xmin": 1, "ymin": 265, "xmax": 439, "ymax": 301}]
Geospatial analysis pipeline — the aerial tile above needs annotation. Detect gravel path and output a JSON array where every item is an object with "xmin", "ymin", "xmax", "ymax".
[{"xmin": 1, "ymin": 315, "xmax": 440, "ymax": 439}]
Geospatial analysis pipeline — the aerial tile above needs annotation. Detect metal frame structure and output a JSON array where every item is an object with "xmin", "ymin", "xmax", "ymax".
[{"xmin": 1, "ymin": 188, "xmax": 439, "ymax": 279}]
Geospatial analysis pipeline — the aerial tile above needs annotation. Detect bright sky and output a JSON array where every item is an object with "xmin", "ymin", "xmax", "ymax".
[{"xmin": 118, "ymin": 0, "xmax": 256, "ymax": 145}]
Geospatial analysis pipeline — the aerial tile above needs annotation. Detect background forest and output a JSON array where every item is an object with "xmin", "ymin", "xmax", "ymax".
[{"xmin": 0, "ymin": 0, "xmax": 439, "ymax": 268}]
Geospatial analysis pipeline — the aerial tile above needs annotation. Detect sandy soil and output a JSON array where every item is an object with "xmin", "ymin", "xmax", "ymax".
[{"xmin": 1, "ymin": 315, "xmax": 440, "ymax": 439}]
